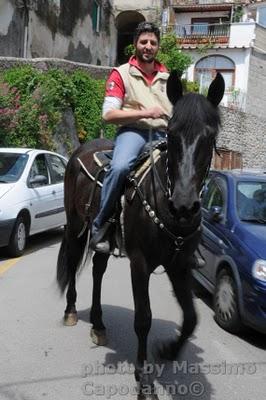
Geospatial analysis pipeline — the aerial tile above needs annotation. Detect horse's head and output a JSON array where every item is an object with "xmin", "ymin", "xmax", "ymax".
[{"xmin": 166, "ymin": 71, "xmax": 225, "ymax": 225}]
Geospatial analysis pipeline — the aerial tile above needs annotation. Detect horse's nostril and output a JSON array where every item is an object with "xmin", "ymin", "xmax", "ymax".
[
  {"xmin": 191, "ymin": 201, "xmax": 200, "ymax": 215},
  {"xmin": 168, "ymin": 199, "xmax": 176, "ymax": 215}
]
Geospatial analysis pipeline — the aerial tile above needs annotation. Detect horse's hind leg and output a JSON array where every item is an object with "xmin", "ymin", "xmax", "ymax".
[
  {"xmin": 58, "ymin": 226, "xmax": 87, "ymax": 326},
  {"xmin": 158, "ymin": 266, "xmax": 197, "ymax": 360},
  {"xmin": 90, "ymin": 252, "xmax": 109, "ymax": 346}
]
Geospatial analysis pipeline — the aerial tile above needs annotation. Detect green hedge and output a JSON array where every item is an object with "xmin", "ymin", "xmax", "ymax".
[
  {"xmin": 0, "ymin": 66, "xmax": 116, "ymax": 151},
  {"xmin": 0, "ymin": 64, "xmax": 199, "ymax": 152}
]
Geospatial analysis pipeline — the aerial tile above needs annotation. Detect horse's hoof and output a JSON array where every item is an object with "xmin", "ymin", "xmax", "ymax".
[
  {"xmin": 63, "ymin": 312, "xmax": 78, "ymax": 326},
  {"xmin": 138, "ymin": 394, "xmax": 159, "ymax": 400},
  {"xmin": 137, "ymin": 383, "xmax": 159, "ymax": 400},
  {"xmin": 90, "ymin": 328, "xmax": 107, "ymax": 346},
  {"xmin": 156, "ymin": 340, "xmax": 178, "ymax": 361}
]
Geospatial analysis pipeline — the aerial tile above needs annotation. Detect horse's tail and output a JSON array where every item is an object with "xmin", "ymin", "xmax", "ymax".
[{"xmin": 56, "ymin": 225, "xmax": 89, "ymax": 294}]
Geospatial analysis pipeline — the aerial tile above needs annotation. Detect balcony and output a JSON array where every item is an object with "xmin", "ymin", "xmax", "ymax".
[
  {"xmin": 170, "ymin": 0, "xmax": 234, "ymax": 12},
  {"xmin": 171, "ymin": 0, "xmax": 233, "ymax": 4},
  {"xmin": 164, "ymin": 23, "xmax": 230, "ymax": 45},
  {"xmin": 162, "ymin": 22, "xmax": 256, "ymax": 48}
]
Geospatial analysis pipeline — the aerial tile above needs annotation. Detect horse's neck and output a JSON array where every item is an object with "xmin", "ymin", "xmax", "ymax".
[{"xmin": 143, "ymin": 151, "xmax": 169, "ymax": 205}]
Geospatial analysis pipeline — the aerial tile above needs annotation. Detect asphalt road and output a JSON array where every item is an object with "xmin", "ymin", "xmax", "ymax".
[{"xmin": 0, "ymin": 230, "xmax": 265, "ymax": 400}]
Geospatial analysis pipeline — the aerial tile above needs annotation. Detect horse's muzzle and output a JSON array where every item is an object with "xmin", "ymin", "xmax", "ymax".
[{"xmin": 168, "ymin": 198, "xmax": 201, "ymax": 223}]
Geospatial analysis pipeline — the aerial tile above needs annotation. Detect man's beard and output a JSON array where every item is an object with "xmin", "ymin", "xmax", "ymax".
[{"xmin": 135, "ymin": 49, "xmax": 155, "ymax": 63}]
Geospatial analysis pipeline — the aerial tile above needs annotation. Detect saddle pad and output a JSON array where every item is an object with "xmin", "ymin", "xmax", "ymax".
[{"xmin": 93, "ymin": 150, "xmax": 113, "ymax": 168}]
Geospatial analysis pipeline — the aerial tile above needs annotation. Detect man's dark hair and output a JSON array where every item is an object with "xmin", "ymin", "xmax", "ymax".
[{"xmin": 133, "ymin": 22, "xmax": 160, "ymax": 44}]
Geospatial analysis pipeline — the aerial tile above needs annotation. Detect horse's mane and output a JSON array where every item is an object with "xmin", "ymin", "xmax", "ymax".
[{"xmin": 169, "ymin": 93, "xmax": 221, "ymax": 144}]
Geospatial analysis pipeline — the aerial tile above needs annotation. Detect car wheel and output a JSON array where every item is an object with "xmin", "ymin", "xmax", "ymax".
[
  {"xmin": 214, "ymin": 269, "xmax": 242, "ymax": 334},
  {"xmin": 7, "ymin": 215, "xmax": 28, "ymax": 257}
]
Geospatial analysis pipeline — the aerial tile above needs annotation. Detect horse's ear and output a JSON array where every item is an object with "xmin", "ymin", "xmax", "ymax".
[
  {"xmin": 207, "ymin": 73, "xmax": 225, "ymax": 107},
  {"xmin": 167, "ymin": 70, "xmax": 183, "ymax": 106}
]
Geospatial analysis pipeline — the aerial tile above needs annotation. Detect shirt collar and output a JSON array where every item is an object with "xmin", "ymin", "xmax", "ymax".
[{"xmin": 129, "ymin": 55, "xmax": 168, "ymax": 74}]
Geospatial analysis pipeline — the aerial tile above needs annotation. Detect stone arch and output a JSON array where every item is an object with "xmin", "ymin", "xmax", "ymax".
[{"xmin": 116, "ymin": 11, "xmax": 145, "ymax": 65}]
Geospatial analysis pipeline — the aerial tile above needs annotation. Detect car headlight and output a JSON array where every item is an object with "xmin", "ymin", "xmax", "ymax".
[{"xmin": 252, "ymin": 260, "xmax": 266, "ymax": 282}]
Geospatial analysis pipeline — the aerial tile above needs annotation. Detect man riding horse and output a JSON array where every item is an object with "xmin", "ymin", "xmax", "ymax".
[{"xmin": 90, "ymin": 22, "xmax": 172, "ymax": 253}]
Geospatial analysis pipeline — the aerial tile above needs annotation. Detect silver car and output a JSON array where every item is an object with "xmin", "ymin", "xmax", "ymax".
[{"xmin": 0, "ymin": 148, "xmax": 68, "ymax": 257}]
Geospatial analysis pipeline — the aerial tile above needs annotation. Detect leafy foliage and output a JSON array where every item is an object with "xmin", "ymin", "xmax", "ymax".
[
  {"xmin": 0, "ymin": 66, "xmax": 116, "ymax": 150},
  {"xmin": 157, "ymin": 34, "xmax": 192, "ymax": 76},
  {"xmin": 70, "ymin": 70, "xmax": 115, "ymax": 141},
  {"xmin": 181, "ymin": 79, "xmax": 199, "ymax": 94}
]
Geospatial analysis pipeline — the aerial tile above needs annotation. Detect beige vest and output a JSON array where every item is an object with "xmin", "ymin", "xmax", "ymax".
[{"xmin": 115, "ymin": 63, "xmax": 172, "ymax": 130}]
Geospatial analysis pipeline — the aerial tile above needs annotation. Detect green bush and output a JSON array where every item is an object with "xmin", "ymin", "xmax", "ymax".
[
  {"xmin": 0, "ymin": 66, "xmax": 116, "ymax": 151},
  {"xmin": 182, "ymin": 79, "xmax": 200, "ymax": 93},
  {"xmin": 70, "ymin": 70, "xmax": 115, "ymax": 141}
]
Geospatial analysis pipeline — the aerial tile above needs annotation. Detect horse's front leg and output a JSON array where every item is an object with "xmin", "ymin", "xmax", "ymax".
[
  {"xmin": 158, "ymin": 264, "xmax": 197, "ymax": 360},
  {"xmin": 131, "ymin": 256, "xmax": 158, "ymax": 399},
  {"xmin": 90, "ymin": 252, "xmax": 109, "ymax": 346}
]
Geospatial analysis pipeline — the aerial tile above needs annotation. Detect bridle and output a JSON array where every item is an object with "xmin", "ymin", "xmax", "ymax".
[{"xmin": 129, "ymin": 125, "xmax": 217, "ymax": 253}]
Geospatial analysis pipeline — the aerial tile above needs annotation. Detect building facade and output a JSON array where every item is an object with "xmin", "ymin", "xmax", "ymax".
[
  {"xmin": 0, "ymin": 0, "xmax": 117, "ymax": 66},
  {"xmin": 161, "ymin": 0, "xmax": 266, "ymax": 118},
  {"xmin": 0, "ymin": 0, "xmax": 165, "ymax": 66}
]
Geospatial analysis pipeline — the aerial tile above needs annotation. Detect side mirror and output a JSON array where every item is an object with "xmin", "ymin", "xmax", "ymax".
[
  {"xmin": 209, "ymin": 206, "xmax": 223, "ymax": 222},
  {"xmin": 29, "ymin": 174, "xmax": 48, "ymax": 186}
]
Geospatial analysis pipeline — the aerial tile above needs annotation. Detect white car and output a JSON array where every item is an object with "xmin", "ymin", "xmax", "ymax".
[{"xmin": 0, "ymin": 148, "xmax": 68, "ymax": 257}]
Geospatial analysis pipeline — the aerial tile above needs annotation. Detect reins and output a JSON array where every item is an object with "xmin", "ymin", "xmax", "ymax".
[
  {"xmin": 141, "ymin": 125, "xmax": 216, "ymax": 254},
  {"xmin": 128, "ymin": 174, "xmax": 201, "ymax": 253}
]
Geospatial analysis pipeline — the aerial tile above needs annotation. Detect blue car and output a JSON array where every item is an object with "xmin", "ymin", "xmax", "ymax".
[{"xmin": 194, "ymin": 170, "xmax": 266, "ymax": 334}]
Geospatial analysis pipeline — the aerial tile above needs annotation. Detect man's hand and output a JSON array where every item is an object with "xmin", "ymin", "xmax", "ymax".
[
  {"xmin": 103, "ymin": 105, "xmax": 168, "ymax": 125},
  {"xmin": 144, "ymin": 106, "xmax": 166, "ymax": 119}
]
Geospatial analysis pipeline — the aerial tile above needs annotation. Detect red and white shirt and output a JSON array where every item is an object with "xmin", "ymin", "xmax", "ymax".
[{"xmin": 102, "ymin": 56, "xmax": 168, "ymax": 116}]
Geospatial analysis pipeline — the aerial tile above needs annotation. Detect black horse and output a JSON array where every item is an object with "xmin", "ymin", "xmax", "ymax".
[{"xmin": 57, "ymin": 71, "xmax": 224, "ymax": 397}]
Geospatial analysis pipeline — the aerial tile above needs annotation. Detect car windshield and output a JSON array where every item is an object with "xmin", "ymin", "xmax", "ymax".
[
  {"xmin": 237, "ymin": 181, "xmax": 266, "ymax": 224},
  {"xmin": 0, "ymin": 153, "xmax": 29, "ymax": 183}
]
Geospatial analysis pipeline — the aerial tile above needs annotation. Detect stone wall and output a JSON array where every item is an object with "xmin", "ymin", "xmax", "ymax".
[
  {"xmin": 245, "ymin": 48, "xmax": 266, "ymax": 121},
  {"xmin": 0, "ymin": 56, "xmax": 111, "ymax": 78},
  {"xmin": 219, "ymin": 107, "xmax": 266, "ymax": 169}
]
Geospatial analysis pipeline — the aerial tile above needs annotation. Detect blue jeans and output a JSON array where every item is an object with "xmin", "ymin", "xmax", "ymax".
[{"xmin": 92, "ymin": 128, "xmax": 166, "ymax": 233}]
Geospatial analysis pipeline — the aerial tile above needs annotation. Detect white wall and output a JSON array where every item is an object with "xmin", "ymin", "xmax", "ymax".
[
  {"xmin": 229, "ymin": 22, "xmax": 255, "ymax": 47},
  {"xmin": 0, "ymin": 0, "xmax": 14, "ymax": 36},
  {"xmin": 112, "ymin": 0, "xmax": 161, "ymax": 10},
  {"xmin": 27, "ymin": 10, "xmax": 117, "ymax": 66},
  {"xmin": 184, "ymin": 47, "xmax": 251, "ymax": 109}
]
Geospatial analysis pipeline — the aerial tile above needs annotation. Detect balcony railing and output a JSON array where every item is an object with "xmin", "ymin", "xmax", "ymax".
[
  {"xmin": 171, "ymin": 0, "xmax": 235, "ymax": 5},
  {"xmin": 163, "ymin": 23, "xmax": 230, "ymax": 45}
]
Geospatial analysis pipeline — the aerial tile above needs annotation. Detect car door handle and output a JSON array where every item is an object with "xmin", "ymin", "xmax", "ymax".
[{"xmin": 52, "ymin": 190, "xmax": 56, "ymax": 195}]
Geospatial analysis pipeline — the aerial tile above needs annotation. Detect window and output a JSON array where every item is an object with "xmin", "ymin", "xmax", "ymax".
[
  {"xmin": 202, "ymin": 180, "xmax": 224, "ymax": 211},
  {"xmin": 237, "ymin": 181, "xmax": 266, "ymax": 220},
  {"xmin": 92, "ymin": 0, "xmax": 101, "ymax": 33},
  {"xmin": 29, "ymin": 154, "xmax": 50, "ymax": 186},
  {"xmin": 195, "ymin": 55, "xmax": 235, "ymax": 93},
  {"xmin": 46, "ymin": 154, "xmax": 66, "ymax": 184},
  {"xmin": 258, "ymin": 6, "xmax": 266, "ymax": 27},
  {"xmin": 0, "ymin": 153, "xmax": 28, "ymax": 183}
]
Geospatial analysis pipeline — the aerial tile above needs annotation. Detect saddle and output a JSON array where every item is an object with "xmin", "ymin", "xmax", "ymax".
[
  {"xmin": 78, "ymin": 139, "xmax": 167, "ymax": 255},
  {"xmin": 93, "ymin": 139, "xmax": 167, "ymax": 183}
]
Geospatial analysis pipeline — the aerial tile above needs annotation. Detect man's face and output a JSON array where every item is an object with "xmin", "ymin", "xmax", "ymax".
[{"xmin": 134, "ymin": 32, "xmax": 159, "ymax": 63}]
